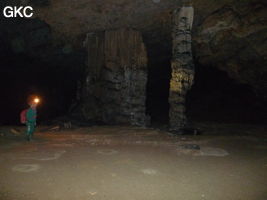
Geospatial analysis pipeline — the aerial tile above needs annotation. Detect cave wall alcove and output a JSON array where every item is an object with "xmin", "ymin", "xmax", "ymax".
[
  {"xmin": 186, "ymin": 63, "xmax": 267, "ymax": 124},
  {"xmin": 0, "ymin": 16, "xmax": 86, "ymax": 125}
]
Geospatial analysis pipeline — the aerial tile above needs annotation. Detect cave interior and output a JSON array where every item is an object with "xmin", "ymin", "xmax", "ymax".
[
  {"xmin": 0, "ymin": 1, "xmax": 267, "ymax": 200},
  {"xmin": 0, "ymin": 0, "xmax": 266, "ymax": 128},
  {"xmin": 0, "ymin": 21, "xmax": 266, "ymax": 127}
]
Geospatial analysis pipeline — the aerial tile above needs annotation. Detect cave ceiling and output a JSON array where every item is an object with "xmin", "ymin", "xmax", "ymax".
[{"xmin": 1, "ymin": 0, "xmax": 266, "ymax": 95}]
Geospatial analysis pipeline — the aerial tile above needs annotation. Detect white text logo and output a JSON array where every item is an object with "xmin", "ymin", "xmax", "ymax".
[{"xmin": 3, "ymin": 6, "xmax": 34, "ymax": 18}]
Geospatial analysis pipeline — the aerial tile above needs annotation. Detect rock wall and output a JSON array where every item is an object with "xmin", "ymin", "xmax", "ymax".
[
  {"xmin": 193, "ymin": 1, "xmax": 267, "ymax": 97},
  {"xmin": 1, "ymin": 0, "xmax": 266, "ymax": 125},
  {"xmin": 169, "ymin": 6, "xmax": 195, "ymax": 131},
  {"xmin": 29, "ymin": 0, "xmax": 266, "ymax": 97},
  {"xmin": 81, "ymin": 29, "xmax": 149, "ymax": 126}
]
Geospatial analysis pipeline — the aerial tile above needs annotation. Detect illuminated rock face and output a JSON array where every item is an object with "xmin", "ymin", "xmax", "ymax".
[
  {"xmin": 193, "ymin": 1, "xmax": 267, "ymax": 96},
  {"xmin": 81, "ymin": 6, "xmax": 196, "ymax": 128},
  {"xmin": 1, "ymin": 0, "xmax": 266, "ymax": 125},
  {"xmin": 81, "ymin": 29, "xmax": 149, "ymax": 126},
  {"xmin": 169, "ymin": 6, "xmax": 194, "ymax": 131}
]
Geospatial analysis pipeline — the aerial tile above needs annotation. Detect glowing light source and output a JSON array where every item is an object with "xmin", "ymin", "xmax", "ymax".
[{"xmin": 34, "ymin": 98, "xmax": 40, "ymax": 104}]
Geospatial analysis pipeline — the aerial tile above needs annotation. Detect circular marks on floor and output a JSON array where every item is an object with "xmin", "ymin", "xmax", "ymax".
[
  {"xmin": 51, "ymin": 143, "xmax": 74, "ymax": 148},
  {"xmin": 12, "ymin": 164, "xmax": 40, "ymax": 173},
  {"xmin": 97, "ymin": 149, "xmax": 118, "ymax": 155},
  {"xmin": 20, "ymin": 150, "xmax": 66, "ymax": 161},
  {"xmin": 177, "ymin": 145, "xmax": 229, "ymax": 157},
  {"xmin": 38, "ymin": 150, "xmax": 66, "ymax": 161},
  {"xmin": 141, "ymin": 168, "xmax": 158, "ymax": 175},
  {"xmin": 87, "ymin": 189, "xmax": 98, "ymax": 196}
]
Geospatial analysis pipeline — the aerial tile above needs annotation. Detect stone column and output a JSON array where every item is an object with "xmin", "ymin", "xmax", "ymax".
[
  {"xmin": 103, "ymin": 29, "xmax": 148, "ymax": 126},
  {"xmin": 169, "ymin": 6, "xmax": 195, "ymax": 132},
  {"xmin": 80, "ymin": 29, "xmax": 149, "ymax": 126},
  {"xmin": 80, "ymin": 32, "xmax": 105, "ymax": 122}
]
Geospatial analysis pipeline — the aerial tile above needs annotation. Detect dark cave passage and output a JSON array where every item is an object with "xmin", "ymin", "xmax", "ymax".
[
  {"xmin": 145, "ymin": 42, "xmax": 172, "ymax": 127},
  {"xmin": 0, "ymin": 18, "xmax": 86, "ymax": 125},
  {"xmin": 186, "ymin": 64, "xmax": 267, "ymax": 124},
  {"xmin": 0, "ymin": 53, "xmax": 84, "ymax": 125}
]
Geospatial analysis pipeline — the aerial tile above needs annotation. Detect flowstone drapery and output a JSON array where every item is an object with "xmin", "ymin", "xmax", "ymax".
[
  {"xmin": 81, "ymin": 29, "xmax": 149, "ymax": 126},
  {"xmin": 169, "ymin": 6, "xmax": 195, "ymax": 132}
]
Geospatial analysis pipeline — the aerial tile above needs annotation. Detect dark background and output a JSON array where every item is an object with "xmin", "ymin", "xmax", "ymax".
[
  {"xmin": 0, "ymin": 16, "xmax": 86, "ymax": 125},
  {"xmin": 0, "ymin": 5, "xmax": 266, "ymax": 126}
]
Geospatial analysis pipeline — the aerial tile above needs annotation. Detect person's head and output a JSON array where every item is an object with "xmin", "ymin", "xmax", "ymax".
[
  {"xmin": 27, "ymin": 95, "xmax": 40, "ymax": 108},
  {"xmin": 30, "ymin": 103, "xmax": 37, "ymax": 109}
]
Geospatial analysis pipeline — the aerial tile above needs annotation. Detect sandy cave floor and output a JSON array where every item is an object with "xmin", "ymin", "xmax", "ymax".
[{"xmin": 0, "ymin": 124, "xmax": 267, "ymax": 200}]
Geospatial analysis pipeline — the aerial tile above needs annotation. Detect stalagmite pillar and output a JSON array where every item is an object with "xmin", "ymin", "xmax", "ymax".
[
  {"xmin": 103, "ymin": 29, "xmax": 148, "ymax": 126},
  {"xmin": 81, "ymin": 29, "xmax": 149, "ymax": 126},
  {"xmin": 169, "ymin": 6, "xmax": 195, "ymax": 132}
]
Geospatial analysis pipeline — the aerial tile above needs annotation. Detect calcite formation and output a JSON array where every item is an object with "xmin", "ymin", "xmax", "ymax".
[
  {"xmin": 81, "ymin": 29, "xmax": 149, "ymax": 126},
  {"xmin": 81, "ymin": 6, "xmax": 196, "ymax": 129},
  {"xmin": 30, "ymin": 0, "xmax": 266, "ymax": 96},
  {"xmin": 193, "ymin": 1, "xmax": 267, "ymax": 95},
  {"xmin": 1, "ymin": 0, "xmax": 266, "ymax": 125},
  {"xmin": 169, "ymin": 6, "xmax": 194, "ymax": 131}
]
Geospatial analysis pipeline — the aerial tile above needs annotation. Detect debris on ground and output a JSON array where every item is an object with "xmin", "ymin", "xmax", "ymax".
[
  {"xmin": 168, "ymin": 128, "xmax": 200, "ymax": 136},
  {"xmin": 141, "ymin": 169, "xmax": 157, "ymax": 175},
  {"xmin": 180, "ymin": 144, "xmax": 201, "ymax": 150},
  {"xmin": 48, "ymin": 126, "xmax": 60, "ymax": 132},
  {"xmin": 177, "ymin": 144, "xmax": 201, "ymax": 155},
  {"xmin": 198, "ymin": 147, "xmax": 229, "ymax": 157},
  {"xmin": 0, "ymin": 127, "xmax": 24, "ymax": 137},
  {"xmin": 46, "ymin": 122, "xmax": 73, "ymax": 132},
  {"xmin": 10, "ymin": 128, "xmax": 21, "ymax": 135},
  {"xmin": 63, "ymin": 122, "xmax": 72, "ymax": 129}
]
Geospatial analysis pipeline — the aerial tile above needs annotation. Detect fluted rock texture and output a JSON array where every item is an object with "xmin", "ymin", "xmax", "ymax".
[
  {"xmin": 1, "ymin": 0, "xmax": 266, "ymax": 96},
  {"xmin": 81, "ymin": 29, "xmax": 149, "ymax": 126}
]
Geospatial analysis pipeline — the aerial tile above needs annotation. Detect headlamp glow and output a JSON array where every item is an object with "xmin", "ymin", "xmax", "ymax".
[{"xmin": 34, "ymin": 98, "xmax": 40, "ymax": 104}]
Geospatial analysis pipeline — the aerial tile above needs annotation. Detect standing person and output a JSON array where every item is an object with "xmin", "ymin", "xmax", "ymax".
[{"xmin": 25, "ymin": 96, "xmax": 39, "ymax": 141}]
